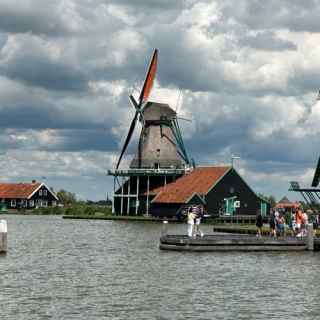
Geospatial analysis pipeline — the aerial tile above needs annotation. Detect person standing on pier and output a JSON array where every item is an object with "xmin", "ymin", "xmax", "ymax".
[
  {"xmin": 187, "ymin": 207, "xmax": 196, "ymax": 238},
  {"xmin": 295, "ymin": 208, "xmax": 303, "ymax": 236},
  {"xmin": 277, "ymin": 214, "xmax": 285, "ymax": 237},
  {"xmin": 301, "ymin": 211, "xmax": 308, "ymax": 236},
  {"xmin": 194, "ymin": 205, "xmax": 204, "ymax": 238},
  {"xmin": 256, "ymin": 210, "xmax": 263, "ymax": 237},
  {"xmin": 269, "ymin": 210, "xmax": 276, "ymax": 237}
]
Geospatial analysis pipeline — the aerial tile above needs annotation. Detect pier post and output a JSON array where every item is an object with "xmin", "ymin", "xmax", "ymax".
[
  {"xmin": 146, "ymin": 176, "xmax": 150, "ymax": 216},
  {"xmin": 135, "ymin": 176, "xmax": 139, "ymax": 215},
  {"xmin": 120, "ymin": 177, "xmax": 124, "ymax": 215},
  {"xmin": 127, "ymin": 178, "xmax": 130, "ymax": 215},
  {"xmin": 0, "ymin": 220, "xmax": 7, "ymax": 253},
  {"xmin": 112, "ymin": 176, "xmax": 115, "ymax": 214},
  {"xmin": 307, "ymin": 223, "xmax": 314, "ymax": 251},
  {"xmin": 162, "ymin": 220, "xmax": 168, "ymax": 237}
]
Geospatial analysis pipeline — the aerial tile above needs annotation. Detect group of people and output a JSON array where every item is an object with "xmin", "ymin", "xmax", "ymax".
[
  {"xmin": 187, "ymin": 205, "xmax": 204, "ymax": 238},
  {"xmin": 256, "ymin": 208, "xmax": 311, "ymax": 238},
  {"xmin": 268, "ymin": 210, "xmax": 286, "ymax": 237}
]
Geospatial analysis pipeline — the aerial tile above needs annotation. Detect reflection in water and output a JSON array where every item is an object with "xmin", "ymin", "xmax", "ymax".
[{"xmin": 1, "ymin": 215, "xmax": 320, "ymax": 320}]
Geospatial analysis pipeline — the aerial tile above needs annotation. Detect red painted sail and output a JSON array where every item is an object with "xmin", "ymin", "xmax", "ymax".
[{"xmin": 139, "ymin": 49, "xmax": 158, "ymax": 104}]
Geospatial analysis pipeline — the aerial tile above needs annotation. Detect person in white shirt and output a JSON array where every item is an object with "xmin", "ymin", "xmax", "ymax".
[
  {"xmin": 194, "ymin": 205, "xmax": 204, "ymax": 237},
  {"xmin": 187, "ymin": 207, "xmax": 196, "ymax": 238},
  {"xmin": 301, "ymin": 212, "xmax": 308, "ymax": 236}
]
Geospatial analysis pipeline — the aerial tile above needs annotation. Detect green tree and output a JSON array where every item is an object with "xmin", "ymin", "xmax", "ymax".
[
  {"xmin": 267, "ymin": 195, "xmax": 277, "ymax": 208},
  {"xmin": 258, "ymin": 194, "xmax": 277, "ymax": 208},
  {"xmin": 56, "ymin": 189, "xmax": 77, "ymax": 205}
]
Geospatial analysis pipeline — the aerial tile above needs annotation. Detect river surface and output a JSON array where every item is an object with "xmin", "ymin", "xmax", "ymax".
[{"xmin": 1, "ymin": 215, "xmax": 320, "ymax": 320}]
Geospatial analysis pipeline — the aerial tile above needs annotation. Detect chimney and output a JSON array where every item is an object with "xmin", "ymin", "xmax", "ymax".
[{"xmin": 32, "ymin": 180, "xmax": 36, "ymax": 184}]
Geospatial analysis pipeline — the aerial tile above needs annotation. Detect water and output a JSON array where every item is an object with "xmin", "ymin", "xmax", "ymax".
[{"xmin": 1, "ymin": 215, "xmax": 320, "ymax": 320}]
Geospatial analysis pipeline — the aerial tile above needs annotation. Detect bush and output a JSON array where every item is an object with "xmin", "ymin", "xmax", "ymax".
[
  {"xmin": 84, "ymin": 205, "xmax": 96, "ymax": 215},
  {"xmin": 65, "ymin": 205, "xmax": 84, "ymax": 215},
  {"xmin": 33, "ymin": 206, "xmax": 66, "ymax": 215},
  {"xmin": 31, "ymin": 204, "xmax": 112, "ymax": 216}
]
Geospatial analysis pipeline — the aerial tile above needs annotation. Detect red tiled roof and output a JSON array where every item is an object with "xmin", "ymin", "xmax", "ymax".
[
  {"xmin": 152, "ymin": 166, "xmax": 231, "ymax": 204},
  {"xmin": 0, "ymin": 183, "xmax": 41, "ymax": 199},
  {"xmin": 275, "ymin": 202, "xmax": 301, "ymax": 209}
]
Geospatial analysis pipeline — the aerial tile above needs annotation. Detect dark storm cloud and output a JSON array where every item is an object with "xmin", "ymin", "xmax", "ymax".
[
  {"xmin": 289, "ymin": 70, "xmax": 320, "ymax": 95},
  {"xmin": 223, "ymin": 0, "xmax": 320, "ymax": 33},
  {"xmin": 112, "ymin": 0, "xmax": 189, "ymax": 23},
  {"xmin": 114, "ymin": 0, "xmax": 186, "ymax": 10},
  {"xmin": 0, "ymin": 12, "xmax": 68, "ymax": 37},
  {"xmin": 239, "ymin": 31, "xmax": 297, "ymax": 51},
  {"xmin": 0, "ymin": 1, "xmax": 73, "ymax": 36},
  {"xmin": 0, "ymin": 127, "xmax": 118, "ymax": 153},
  {"xmin": 1, "ymin": 55, "xmax": 88, "ymax": 92},
  {"xmin": 40, "ymin": 129, "xmax": 118, "ymax": 152},
  {"xmin": 0, "ymin": 103, "xmax": 92, "ymax": 130},
  {"xmin": 0, "ymin": 33, "xmax": 8, "ymax": 49},
  {"xmin": 0, "ymin": 34, "xmax": 88, "ymax": 92}
]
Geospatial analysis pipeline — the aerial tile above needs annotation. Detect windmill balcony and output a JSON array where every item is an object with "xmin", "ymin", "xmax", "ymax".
[{"xmin": 107, "ymin": 167, "xmax": 189, "ymax": 177}]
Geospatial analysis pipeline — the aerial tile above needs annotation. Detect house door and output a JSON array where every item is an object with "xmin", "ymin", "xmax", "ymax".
[
  {"xmin": 260, "ymin": 202, "xmax": 267, "ymax": 217},
  {"xmin": 225, "ymin": 196, "xmax": 237, "ymax": 215}
]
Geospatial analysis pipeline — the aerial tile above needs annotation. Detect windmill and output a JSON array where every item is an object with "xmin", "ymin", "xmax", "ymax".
[
  {"xmin": 116, "ymin": 48, "xmax": 192, "ymax": 170},
  {"xmin": 108, "ymin": 48, "xmax": 193, "ymax": 215}
]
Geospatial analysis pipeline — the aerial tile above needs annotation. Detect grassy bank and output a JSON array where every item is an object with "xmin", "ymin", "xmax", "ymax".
[
  {"xmin": 62, "ymin": 214, "xmax": 178, "ymax": 222},
  {"xmin": 29, "ymin": 204, "xmax": 112, "ymax": 216}
]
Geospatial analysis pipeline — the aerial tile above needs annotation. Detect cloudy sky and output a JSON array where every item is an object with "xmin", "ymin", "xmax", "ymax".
[{"xmin": 0, "ymin": 0, "xmax": 320, "ymax": 201}]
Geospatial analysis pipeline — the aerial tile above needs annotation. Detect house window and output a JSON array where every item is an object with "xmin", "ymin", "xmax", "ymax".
[
  {"xmin": 29, "ymin": 200, "xmax": 35, "ymax": 207},
  {"xmin": 52, "ymin": 201, "xmax": 57, "ymax": 207},
  {"xmin": 43, "ymin": 190, "xmax": 47, "ymax": 196},
  {"xmin": 42, "ymin": 200, "xmax": 48, "ymax": 207},
  {"xmin": 39, "ymin": 190, "xmax": 43, "ymax": 196},
  {"xmin": 11, "ymin": 199, "xmax": 16, "ymax": 207}
]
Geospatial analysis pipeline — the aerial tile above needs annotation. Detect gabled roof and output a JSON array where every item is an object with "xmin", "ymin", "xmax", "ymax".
[
  {"xmin": 0, "ymin": 182, "xmax": 42, "ymax": 199},
  {"xmin": 276, "ymin": 196, "xmax": 300, "ymax": 209},
  {"xmin": 278, "ymin": 196, "xmax": 291, "ymax": 204},
  {"xmin": 0, "ymin": 182, "xmax": 59, "ymax": 200},
  {"xmin": 151, "ymin": 166, "xmax": 231, "ymax": 204}
]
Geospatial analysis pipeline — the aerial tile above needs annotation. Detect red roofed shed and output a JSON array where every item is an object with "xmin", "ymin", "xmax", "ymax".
[
  {"xmin": 275, "ymin": 197, "xmax": 301, "ymax": 211},
  {"xmin": 149, "ymin": 166, "xmax": 269, "ymax": 217}
]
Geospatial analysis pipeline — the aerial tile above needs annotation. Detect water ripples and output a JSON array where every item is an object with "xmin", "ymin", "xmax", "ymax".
[{"xmin": 1, "ymin": 215, "xmax": 320, "ymax": 319}]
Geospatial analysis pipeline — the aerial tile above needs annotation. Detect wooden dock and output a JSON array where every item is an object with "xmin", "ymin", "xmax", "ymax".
[
  {"xmin": 160, "ymin": 222, "xmax": 319, "ymax": 252},
  {"xmin": 160, "ymin": 234, "xmax": 315, "ymax": 251},
  {"xmin": 0, "ymin": 220, "xmax": 7, "ymax": 254}
]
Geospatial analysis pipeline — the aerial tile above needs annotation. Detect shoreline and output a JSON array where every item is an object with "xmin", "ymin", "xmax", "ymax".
[{"xmin": 62, "ymin": 214, "xmax": 181, "ymax": 222}]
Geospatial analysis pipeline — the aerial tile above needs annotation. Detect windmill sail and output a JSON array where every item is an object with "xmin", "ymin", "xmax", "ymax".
[
  {"xmin": 312, "ymin": 156, "xmax": 320, "ymax": 187},
  {"xmin": 139, "ymin": 49, "xmax": 158, "ymax": 104},
  {"xmin": 116, "ymin": 112, "xmax": 138, "ymax": 169}
]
